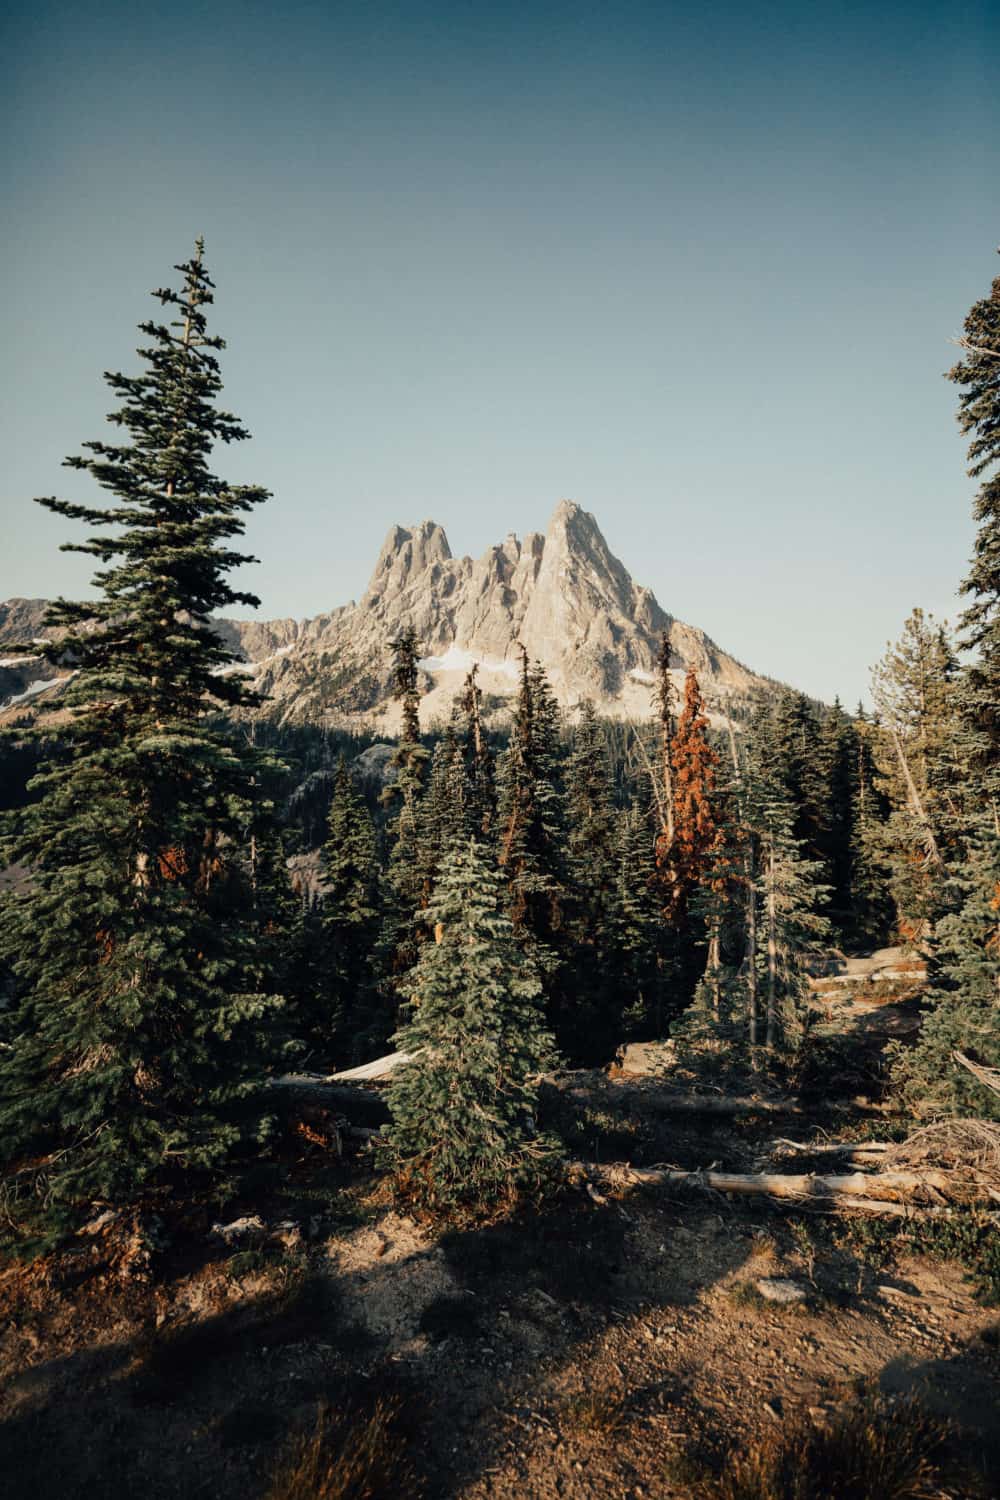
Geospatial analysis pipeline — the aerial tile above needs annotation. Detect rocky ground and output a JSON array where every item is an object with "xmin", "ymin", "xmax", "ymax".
[
  {"xmin": 1, "ymin": 1182, "xmax": 997, "ymax": 1499},
  {"xmin": 2, "ymin": 956, "xmax": 997, "ymax": 1499}
]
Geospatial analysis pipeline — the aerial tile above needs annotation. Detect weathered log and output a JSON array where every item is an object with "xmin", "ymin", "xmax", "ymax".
[
  {"xmin": 769, "ymin": 1138, "xmax": 893, "ymax": 1165},
  {"xmin": 270, "ymin": 1061, "xmax": 803, "ymax": 1122},
  {"xmin": 570, "ymin": 1161, "xmax": 991, "ymax": 1215},
  {"xmin": 544, "ymin": 1073, "xmax": 802, "ymax": 1118},
  {"xmin": 329, "ymin": 1051, "xmax": 415, "ymax": 1083},
  {"xmin": 954, "ymin": 1050, "xmax": 1000, "ymax": 1099},
  {"xmin": 267, "ymin": 1074, "xmax": 391, "ymax": 1124}
]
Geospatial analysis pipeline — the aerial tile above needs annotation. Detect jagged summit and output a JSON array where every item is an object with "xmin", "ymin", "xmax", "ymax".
[
  {"xmin": 365, "ymin": 520, "xmax": 453, "ymax": 602},
  {"xmin": 0, "ymin": 502, "xmax": 766, "ymax": 726},
  {"xmin": 225, "ymin": 499, "xmax": 763, "ymax": 725}
]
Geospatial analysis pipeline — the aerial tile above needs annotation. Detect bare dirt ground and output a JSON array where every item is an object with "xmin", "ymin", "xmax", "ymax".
[
  {"xmin": 2, "ymin": 1172, "xmax": 998, "ymax": 1498},
  {"xmin": 2, "ymin": 961, "xmax": 998, "ymax": 1498}
]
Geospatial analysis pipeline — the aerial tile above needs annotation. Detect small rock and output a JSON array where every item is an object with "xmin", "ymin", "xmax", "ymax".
[
  {"xmin": 270, "ymin": 1221, "xmax": 303, "ymax": 1251},
  {"xmin": 757, "ymin": 1278, "xmax": 808, "ymax": 1305},
  {"xmin": 211, "ymin": 1215, "xmax": 267, "ymax": 1245},
  {"xmin": 80, "ymin": 1209, "xmax": 119, "ymax": 1236},
  {"xmin": 617, "ymin": 1040, "xmax": 677, "ymax": 1075}
]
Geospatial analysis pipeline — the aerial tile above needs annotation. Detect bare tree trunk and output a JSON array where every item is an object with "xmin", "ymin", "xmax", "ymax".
[
  {"xmin": 543, "ymin": 1074, "xmax": 801, "ymax": 1117},
  {"xmin": 725, "ymin": 716, "xmax": 740, "ymax": 778},
  {"xmin": 705, "ymin": 922, "xmax": 721, "ymax": 1019},
  {"xmin": 660, "ymin": 724, "xmax": 675, "ymax": 848},
  {"xmin": 766, "ymin": 839, "xmax": 777, "ymax": 1049},
  {"xmin": 746, "ymin": 868, "xmax": 758, "ymax": 1049},
  {"xmin": 466, "ymin": 663, "xmax": 485, "ymax": 759},
  {"xmin": 656, "ymin": 635, "xmax": 675, "ymax": 848},
  {"xmin": 631, "ymin": 726, "xmax": 670, "ymax": 842},
  {"xmin": 888, "ymin": 724, "xmax": 943, "ymax": 868},
  {"xmin": 573, "ymin": 1161, "xmax": 979, "ymax": 1214}
]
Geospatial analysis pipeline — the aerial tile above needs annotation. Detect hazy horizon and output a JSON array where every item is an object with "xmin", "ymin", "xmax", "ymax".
[{"xmin": 4, "ymin": 0, "xmax": 999, "ymax": 705}]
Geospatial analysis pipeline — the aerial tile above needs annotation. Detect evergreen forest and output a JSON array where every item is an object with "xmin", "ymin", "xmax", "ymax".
[{"xmin": 0, "ymin": 244, "xmax": 998, "ymax": 1500}]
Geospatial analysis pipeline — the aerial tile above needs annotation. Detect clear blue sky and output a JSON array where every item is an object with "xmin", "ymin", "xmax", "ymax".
[{"xmin": 3, "ymin": 0, "xmax": 998, "ymax": 705}]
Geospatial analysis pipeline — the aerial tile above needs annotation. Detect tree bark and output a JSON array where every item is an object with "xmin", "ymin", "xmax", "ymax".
[
  {"xmin": 769, "ymin": 1137, "xmax": 892, "ymax": 1165},
  {"xmin": 766, "ymin": 839, "xmax": 777, "ymax": 1049},
  {"xmin": 572, "ymin": 1161, "xmax": 986, "ymax": 1213},
  {"xmin": 266, "ymin": 1074, "xmax": 391, "ymax": 1123},
  {"xmin": 268, "ymin": 1060, "xmax": 803, "ymax": 1120},
  {"xmin": 705, "ymin": 922, "xmax": 721, "ymax": 1019},
  {"xmin": 746, "ymin": 858, "xmax": 758, "ymax": 1049},
  {"xmin": 887, "ymin": 723, "xmax": 943, "ymax": 868},
  {"xmin": 544, "ymin": 1073, "xmax": 801, "ymax": 1117},
  {"xmin": 953, "ymin": 1050, "xmax": 1000, "ymax": 1098}
]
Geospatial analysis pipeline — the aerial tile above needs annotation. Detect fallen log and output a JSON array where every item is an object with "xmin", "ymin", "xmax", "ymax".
[
  {"xmin": 269, "ymin": 1060, "xmax": 804, "ymax": 1121},
  {"xmin": 328, "ymin": 1051, "xmax": 416, "ymax": 1083},
  {"xmin": 570, "ymin": 1161, "xmax": 994, "ymax": 1216},
  {"xmin": 954, "ymin": 1050, "xmax": 1000, "ymax": 1100},
  {"xmin": 266, "ymin": 1074, "xmax": 391, "ymax": 1124},
  {"xmin": 544, "ymin": 1073, "xmax": 802, "ymax": 1118},
  {"xmin": 769, "ymin": 1138, "xmax": 893, "ymax": 1165}
]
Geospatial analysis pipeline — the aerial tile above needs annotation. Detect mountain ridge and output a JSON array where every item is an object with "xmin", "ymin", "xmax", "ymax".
[{"xmin": 1, "ymin": 501, "xmax": 769, "ymax": 726}]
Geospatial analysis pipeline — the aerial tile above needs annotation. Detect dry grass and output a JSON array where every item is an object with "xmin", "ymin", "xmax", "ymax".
[
  {"xmin": 679, "ymin": 1390, "xmax": 981, "ymax": 1500},
  {"xmin": 885, "ymin": 1120, "xmax": 1000, "ymax": 1184},
  {"xmin": 266, "ymin": 1397, "xmax": 421, "ymax": 1500},
  {"xmin": 558, "ymin": 1386, "xmax": 628, "ymax": 1440}
]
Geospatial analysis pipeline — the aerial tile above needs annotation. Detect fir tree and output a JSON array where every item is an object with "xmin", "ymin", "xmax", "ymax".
[
  {"xmin": 817, "ymin": 700, "xmax": 855, "ymax": 933},
  {"xmin": 0, "ymin": 243, "xmax": 285, "ymax": 1241},
  {"xmin": 669, "ymin": 668, "xmax": 721, "ymax": 925},
  {"xmin": 563, "ymin": 701, "xmax": 621, "ymax": 1058},
  {"xmin": 847, "ymin": 706, "xmax": 894, "ymax": 949},
  {"xmin": 745, "ymin": 712, "xmax": 832, "ymax": 1052},
  {"xmin": 756, "ymin": 810, "xmax": 831, "ymax": 1053},
  {"xmin": 459, "ymin": 663, "xmax": 496, "ymax": 839},
  {"xmin": 949, "ymin": 251, "xmax": 1000, "ymax": 774},
  {"xmin": 652, "ymin": 631, "xmax": 676, "ymax": 880},
  {"xmin": 676, "ymin": 703, "xmax": 831, "ymax": 1065},
  {"xmin": 870, "ymin": 609, "xmax": 963, "ymax": 941},
  {"xmin": 655, "ymin": 667, "xmax": 722, "ymax": 1007},
  {"xmin": 893, "ymin": 826, "xmax": 1000, "ymax": 1120},
  {"xmin": 319, "ymin": 757, "xmax": 381, "ymax": 1063},
  {"xmin": 496, "ymin": 650, "xmax": 567, "ymax": 977},
  {"xmin": 380, "ymin": 627, "xmax": 430, "ymax": 997},
  {"xmin": 383, "ymin": 838, "xmax": 558, "ymax": 1213},
  {"xmin": 772, "ymin": 690, "xmax": 830, "ymax": 873},
  {"xmin": 892, "ymin": 257, "xmax": 1000, "ymax": 1113},
  {"xmin": 613, "ymin": 803, "xmax": 663, "ymax": 1037},
  {"xmin": 418, "ymin": 727, "xmax": 471, "ymax": 904}
]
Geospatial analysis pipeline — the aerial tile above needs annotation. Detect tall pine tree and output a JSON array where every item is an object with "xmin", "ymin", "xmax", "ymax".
[
  {"xmin": 319, "ymin": 757, "xmax": 381, "ymax": 1064},
  {"xmin": 0, "ymin": 243, "xmax": 286, "ymax": 1242},
  {"xmin": 893, "ymin": 255, "xmax": 1000, "ymax": 1114},
  {"xmin": 563, "ymin": 700, "xmax": 622, "ymax": 1059},
  {"xmin": 496, "ymin": 650, "xmax": 567, "ymax": 979},
  {"xmin": 379, "ymin": 627, "xmax": 430, "ymax": 1003},
  {"xmin": 950, "ymin": 252, "xmax": 1000, "ymax": 777}
]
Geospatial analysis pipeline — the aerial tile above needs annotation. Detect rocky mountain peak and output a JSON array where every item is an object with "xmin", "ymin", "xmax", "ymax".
[
  {"xmin": 365, "ymin": 520, "xmax": 453, "ymax": 604},
  {"xmin": 241, "ymin": 500, "xmax": 765, "ymax": 726},
  {"xmin": 1, "ymin": 504, "xmax": 768, "ymax": 729}
]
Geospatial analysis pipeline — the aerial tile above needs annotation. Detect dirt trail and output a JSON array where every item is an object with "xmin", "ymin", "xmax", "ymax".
[
  {"xmin": 2, "ymin": 1189, "xmax": 996, "ymax": 1500},
  {"xmin": 2, "ymin": 948, "xmax": 996, "ymax": 1498}
]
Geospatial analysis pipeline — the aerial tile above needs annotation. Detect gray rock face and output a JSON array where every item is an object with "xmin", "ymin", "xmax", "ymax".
[
  {"xmin": 352, "ymin": 744, "xmax": 399, "ymax": 789},
  {"xmin": 224, "ymin": 500, "xmax": 766, "ymax": 726},
  {"xmin": 0, "ymin": 597, "xmax": 64, "ymax": 707},
  {"xmin": 1, "ymin": 502, "xmax": 769, "ymax": 726}
]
